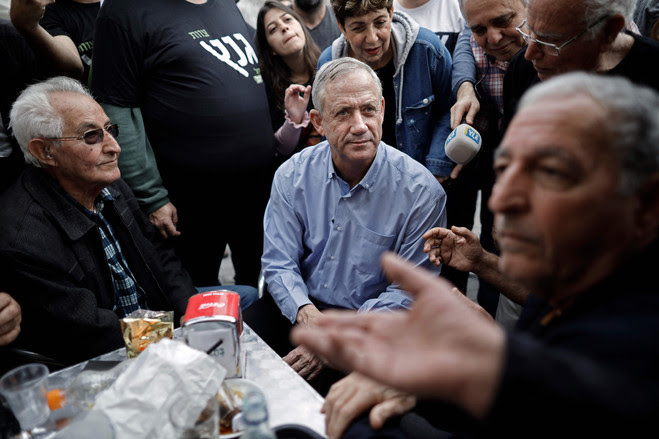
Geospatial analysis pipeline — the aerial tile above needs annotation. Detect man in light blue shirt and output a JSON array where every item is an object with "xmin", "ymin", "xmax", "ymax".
[{"xmin": 244, "ymin": 57, "xmax": 446, "ymax": 391}]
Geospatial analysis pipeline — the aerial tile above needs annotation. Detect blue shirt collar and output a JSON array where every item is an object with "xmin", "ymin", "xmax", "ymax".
[{"xmin": 326, "ymin": 142, "xmax": 385, "ymax": 193}]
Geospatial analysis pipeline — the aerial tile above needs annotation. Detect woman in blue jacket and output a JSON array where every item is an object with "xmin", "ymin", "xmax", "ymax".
[{"xmin": 318, "ymin": 0, "xmax": 454, "ymax": 180}]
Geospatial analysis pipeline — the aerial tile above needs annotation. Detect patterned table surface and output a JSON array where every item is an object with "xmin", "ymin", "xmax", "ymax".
[{"xmin": 48, "ymin": 324, "xmax": 327, "ymax": 437}]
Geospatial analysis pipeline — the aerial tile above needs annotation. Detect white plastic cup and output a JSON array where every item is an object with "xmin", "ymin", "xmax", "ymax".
[
  {"xmin": 0, "ymin": 363, "xmax": 50, "ymax": 430},
  {"xmin": 445, "ymin": 123, "xmax": 482, "ymax": 165}
]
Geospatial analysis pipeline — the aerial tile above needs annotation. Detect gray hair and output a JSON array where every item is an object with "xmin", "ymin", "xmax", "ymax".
[
  {"xmin": 312, "ymin": 58, "xmax": 383, "ymax": 115},
  {"xmin": 9, "ymin": 76, "xmax": 93, "ymax": 167},
  {"xmin": 581, "ymin": 0, "xmax": 635, "ymax": 38},
  {"xmin": 518, "ymin": 72, "xmax": 659, "ymax": 196},
  {"xmin": 458, "ymin": 0, "xmax": 527, "ymax": 18}
]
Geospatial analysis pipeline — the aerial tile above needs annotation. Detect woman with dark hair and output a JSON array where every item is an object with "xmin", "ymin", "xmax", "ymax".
[{"xmin": 256, "ymin": 0, "xmax": 322, "ymax": 159}]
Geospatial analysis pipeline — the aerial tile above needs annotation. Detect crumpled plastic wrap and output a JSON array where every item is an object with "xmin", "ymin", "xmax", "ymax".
[
  {"xmin": 120, "ymin": 309, "xmax": 174, "ymax": 358},
  {"xmin": 92, "ymin": 338, "xmax": 227, "ymax": 438}
]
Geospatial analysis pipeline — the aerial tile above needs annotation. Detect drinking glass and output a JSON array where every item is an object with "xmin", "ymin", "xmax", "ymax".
[{"xmin": 0, "ymin": 363, "xmax": 50, "ymax": 431}]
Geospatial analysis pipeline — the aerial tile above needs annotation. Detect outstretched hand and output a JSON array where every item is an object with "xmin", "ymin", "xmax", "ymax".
[{"xmin": 291, "ymin": 252, "xmax": 504, "ymax": 419}]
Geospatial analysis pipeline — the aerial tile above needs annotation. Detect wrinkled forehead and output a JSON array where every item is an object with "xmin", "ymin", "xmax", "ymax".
[
  {"xmin": 501, "ymin": 95, "xmax": 612, "ymax": 161},
  {"xmin": 526, "ymin": 0, "xmax": 586, "ymax": 35},
  {"xmin": 49, "ymin": 91, "xmax": 97, "ymax": 115},
  {"xmin": 49, "ymin": 91, "xmax": 108, "ymax": 129},
  {"xmin": 325, "ymin": 70, "xmax": 381, "ymax": 100}
]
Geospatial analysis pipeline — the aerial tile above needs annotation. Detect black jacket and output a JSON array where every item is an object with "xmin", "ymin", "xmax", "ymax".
[
  {"xmin": 412, "ymin": 240, "xmax": 659, "ymax": 438},
  {"xmin": 0, "ymin": 167, "xmax": 196, "ymax": 365}
]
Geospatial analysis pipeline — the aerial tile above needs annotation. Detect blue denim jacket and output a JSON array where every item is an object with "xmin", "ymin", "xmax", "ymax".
[{"xmin": 319, "ymin": 11, "xmax": 455, "ymax": 177}]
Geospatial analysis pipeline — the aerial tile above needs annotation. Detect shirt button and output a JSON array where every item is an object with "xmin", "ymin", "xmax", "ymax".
[
  {"xmin": 323, "ymin": 283, "xmax": 328, "ymax": 288},
  {"xmin": 337, "ymin": 226, "xmax": 342, "ymax": 231},
  {"xmin": 330, "ymin": 256, "xmax": 335, "ymax": 260},
  {"xmin": 423, "ymin": 98, "xmax": 429, "ymax": 104}
]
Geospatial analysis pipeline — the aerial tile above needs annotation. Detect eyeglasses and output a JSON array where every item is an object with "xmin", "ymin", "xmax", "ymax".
[
  {"xmin": 42, "ymin": 124, "xmax": 119, "ymax": 145},
  {"xmin": 516, "ymin": 15, "xmax": 609, "ymax": 56}
]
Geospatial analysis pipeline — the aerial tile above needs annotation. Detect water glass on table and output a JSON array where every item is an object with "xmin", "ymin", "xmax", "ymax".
[{"xmin": 0, "ymin": 363, "xmax": 50, "ymax": 431}]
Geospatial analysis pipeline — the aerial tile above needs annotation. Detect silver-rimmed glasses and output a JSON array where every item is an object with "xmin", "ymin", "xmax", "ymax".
[{"xmin": 516, "ymin": 15, "xmax": 609, "ymax": 56}]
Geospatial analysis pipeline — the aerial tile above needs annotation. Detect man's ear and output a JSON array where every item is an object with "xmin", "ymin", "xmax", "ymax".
[
  {"xmin": 310, "ymin": 109, "xmax": 325, "ymax": 137},
  {"xmin": 28, "ymin": 139, "xmax": 56, "ymax": 167},
  {"xmin": 601, "ymin": 14, "xmax": 625, "ymax": 46}
]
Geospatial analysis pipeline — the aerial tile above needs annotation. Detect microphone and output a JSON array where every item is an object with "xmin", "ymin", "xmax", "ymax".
[{"xmin": 444, "ymin": 123, "xmax": 482, "ymax": 165}]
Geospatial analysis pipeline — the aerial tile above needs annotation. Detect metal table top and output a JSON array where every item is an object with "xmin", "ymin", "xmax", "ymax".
[{"xmin": 47, "ymin": 324, "xmax": 326, "ymax": 437}]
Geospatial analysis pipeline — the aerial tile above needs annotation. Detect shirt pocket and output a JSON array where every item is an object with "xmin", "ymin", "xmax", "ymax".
[{"xmin": 347, "ymin": 225, "xmax": 396, "ymax": 288}]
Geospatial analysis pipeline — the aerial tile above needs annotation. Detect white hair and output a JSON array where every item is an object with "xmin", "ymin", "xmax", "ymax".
[
  {"xmin": 9, "ymin": 76, "xmax": 93, "ymax": 167},
  {"xmin": 312, "ymin": 58, "xmax": 383, "ymax": 115},
  {"xmin": 581, "ymin": 0, "xmax": 635, "ymax": 38}
]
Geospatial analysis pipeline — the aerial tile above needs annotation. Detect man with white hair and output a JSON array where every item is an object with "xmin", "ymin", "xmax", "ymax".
[
  {"xmin": 502, "ymin": 0, "xmax": 659, "ymax": 131},
  {"xmin": 0, "ymin": 76, "xmax": 256, "ymax": 366}
]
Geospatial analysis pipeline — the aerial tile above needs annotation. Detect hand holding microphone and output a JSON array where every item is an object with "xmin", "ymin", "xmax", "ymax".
[{"xmin": 445, "ymin": 124, "xmax": 482, "ymax": 165}]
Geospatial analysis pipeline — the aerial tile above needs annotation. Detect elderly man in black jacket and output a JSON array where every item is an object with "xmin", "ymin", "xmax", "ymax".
[{"xmin": 0, "ymin": 76, "xmax": 255, "ymax": 366}]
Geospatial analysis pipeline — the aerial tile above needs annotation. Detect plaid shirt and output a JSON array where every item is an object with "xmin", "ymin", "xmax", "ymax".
[
  {"xmin": 79, "ymin": 188, "xmax": 146, "ymax": 317},
  {"xmin": 471, "ymin": 36, "xmax": 510, "ymax": 133}
]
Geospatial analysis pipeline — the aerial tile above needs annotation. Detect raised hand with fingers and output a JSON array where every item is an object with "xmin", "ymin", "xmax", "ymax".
[
  {"xmin": 423, "ymin": 225, "xmax": 485, "ymax": 271},
  {"xmin": 284, "ymin": 84, "xmax": 312, "ymax": 125}
]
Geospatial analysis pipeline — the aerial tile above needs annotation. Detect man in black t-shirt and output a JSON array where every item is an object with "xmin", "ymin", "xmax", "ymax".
[
  {"xmin": 0, "ymin": 18, "xmax": 39, "ymax": 192},
  {"xmin": 501, "ymin": 0, "xmax": 659, "ymax": 134},
  {"xmin": 92, "ymin": 0, "xmax": 275, "ymax": 289},
  {"xmin": 10, "ymin": 0, "xmax": 98, "ymax": 83}
]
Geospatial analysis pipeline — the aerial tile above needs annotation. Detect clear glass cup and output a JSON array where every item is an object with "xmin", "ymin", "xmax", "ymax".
[
  {"xmin": 216, "ymin": 381, "xmax": 240, "ymax": 434},
  {"xmin": 169, "ymin": 393, "xmax": 219, "ymax": 439},
  {"xmin": 0, "ymin": 363, "xmax": 50, "ymax": 431}
]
